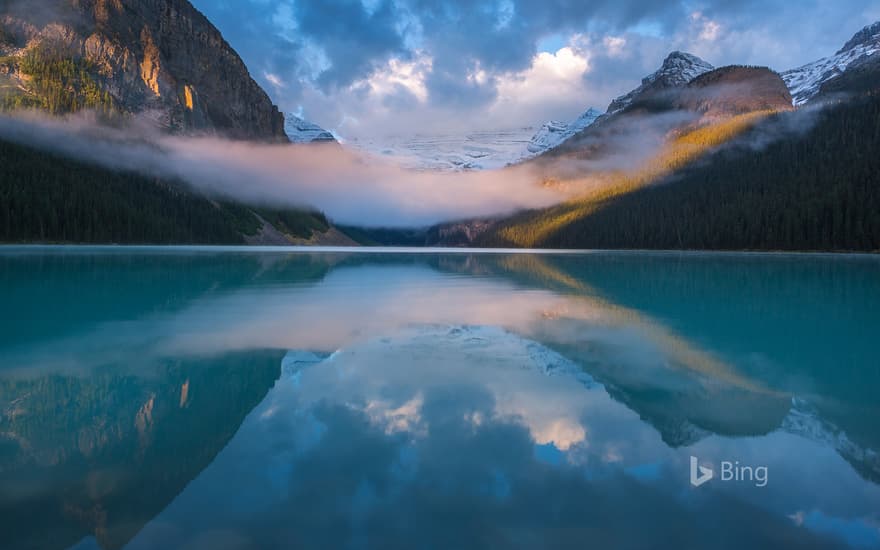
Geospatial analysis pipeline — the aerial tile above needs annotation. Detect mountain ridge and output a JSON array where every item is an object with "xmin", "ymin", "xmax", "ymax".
[
  {"xmin": 606, "ymin": 51, "xmax": 714, "ymax": 114},
  {"xmin": 781, "ymin": 20, "xmax": 880, "ymax": 105}
]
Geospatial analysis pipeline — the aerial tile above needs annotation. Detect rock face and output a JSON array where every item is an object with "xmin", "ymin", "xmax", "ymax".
[
  {"xmin": 782, "ymin": 21, "xmax": 880, "ymax": 105},
  {"xmin": 680, "ymin": 66, "xmax": 793, "ymax": 116},
  {"xmin": 285, "ymin": 114, "xmax": 336, "ymax": 143},
  {"xmin": 0, "ymin": 0, "xmax": 287, "ymax": 141},
  {"xmin": 606, "ymin": 51, "xmax": 714, "ymax": 114}
]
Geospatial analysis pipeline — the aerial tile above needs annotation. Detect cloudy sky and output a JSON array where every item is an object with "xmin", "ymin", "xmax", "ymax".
[{"xmin": 191, "ymin": 0, "xmax": 879, "ymax": 138}]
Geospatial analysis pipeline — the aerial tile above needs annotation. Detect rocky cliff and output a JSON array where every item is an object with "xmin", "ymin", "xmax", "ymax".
[
  {"xmin": 0, "ymin": 0, "xmax": 287, "ymax": 141},
  {"xmin": 679, "ymin": 66, "xmax": 793, "ymax": 117}
]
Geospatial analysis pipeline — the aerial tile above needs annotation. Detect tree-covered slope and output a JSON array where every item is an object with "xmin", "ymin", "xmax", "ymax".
[
  {"xmin": 478, "ymin": 93, "xmax": 880, "ymax": 251},
  {"xmin": 0, "ymin": 136, "xmax": 331, "ymax": 244}
]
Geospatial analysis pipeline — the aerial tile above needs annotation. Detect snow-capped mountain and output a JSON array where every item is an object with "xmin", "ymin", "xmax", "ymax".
[
  {"xmin": 285, "ymin": 114, "xmax": 336, "ymax": 143},
  {"xmin": 782, "ymin": 21, "xmax": 880, "ymax": 105},
  {"xmin": 526, "ymin": 108, "xmax": 603, "ymax": 156},
  {"xmin": 346, "ymin": 128, "xmax": 536, "ymax": 172},
  {"xmin": 607, "ymin": 51, "xmax": 714, "ymax": 114},
  {"xmin": 781, "ymin": 398, "xmax": 880, "ymax": 482}
]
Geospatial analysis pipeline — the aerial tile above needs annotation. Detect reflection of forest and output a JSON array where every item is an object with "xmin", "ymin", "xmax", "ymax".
[
  {"xmin": 1, "ymin": 251, "xmax": 342, "ymax": 352},
  {"xmin": 0, "ymin": 351, "xmax": 283, "ymax": 550}
]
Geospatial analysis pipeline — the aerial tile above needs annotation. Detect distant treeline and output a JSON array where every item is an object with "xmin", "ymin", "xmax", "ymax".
[
  {"xmin": 0, "ymin": 137, "xmax": 329, "ymax": 244},
  {"xmin": 479, "ymin": 94, "xmax": 880, "ymax": 251}
]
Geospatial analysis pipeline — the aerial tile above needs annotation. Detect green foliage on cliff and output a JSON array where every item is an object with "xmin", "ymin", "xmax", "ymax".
[{"xmin": 1, "ymin": 45, "xmax": 116, "ymax": 116}]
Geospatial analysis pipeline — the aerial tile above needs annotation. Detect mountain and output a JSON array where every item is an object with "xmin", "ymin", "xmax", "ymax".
[
  {"xmin": 0, "ymin": 0, "xmax": 286, "ymax": 141},
  {"xmin": 469, "ymin": 61, "xmax": 808, "ymax": 248},
  {"xmin": 342, "ymin": 56, "xmax": 713, "ymax": 170},
  {"xmin": 812, "ymin": 52, "xmax": 880, "ymax": 101},
  {"xmin": 477, "ymin": 88, "xmax": 880, "ymax": 251},
  {"xmin": 606, "ymin": 51, "xmax": 714, "ymax": 114},
  {"xmin": 285, "ymin": 114, "xmax": 336, "ymax": 143},
  {"xmin": 782, "ymin": 21, "xmax": 880, "ymax": 105},
  {"xmin": 526, "ymin": 107, "xmax": 602, "ymax": 156}
]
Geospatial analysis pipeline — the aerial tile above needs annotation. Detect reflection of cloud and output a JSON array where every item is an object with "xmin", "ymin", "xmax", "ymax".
[
  {"xmin": 364, "ymin": 393, "xmax": 426, "ymax": 436},
  {"xmin": 130, "ymin": 319, "xmax": 880, "ymax": 550},
  {"xmin": 280, "ymin": 324, "xmax": 606, "ymax": 461},
  {"xmin": 527, "ymin": 418, "xmax": 586, "ymax": 451}
]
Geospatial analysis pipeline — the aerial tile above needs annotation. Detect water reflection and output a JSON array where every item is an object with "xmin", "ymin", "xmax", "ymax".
[
  {"xmin": 0, "ymin": 248, "xmax": 878, "ymax": 549},
  {"xmin": 0, "ymin": 351, "xmax": 282, "ymax": 550}
]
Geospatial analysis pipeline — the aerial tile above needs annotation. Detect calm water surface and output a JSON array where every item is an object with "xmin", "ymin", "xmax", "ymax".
[{"xmin": 1, "ymin": 247, "xmax": 879, "ymax": 550}]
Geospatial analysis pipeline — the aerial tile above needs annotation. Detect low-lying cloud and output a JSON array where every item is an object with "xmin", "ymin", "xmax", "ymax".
[
  {"xmin": 0, "ymin": 113, "xmax": 570, "ymax": 227},
  {"xmin": 1, "ymin": 88, "xmax": 798, "ymax": 228}
]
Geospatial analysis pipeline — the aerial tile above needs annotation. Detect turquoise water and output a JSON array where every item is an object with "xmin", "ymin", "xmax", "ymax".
[{"xmin": 1, "ymin": 247, "xmax": 879, "ymax": 549}]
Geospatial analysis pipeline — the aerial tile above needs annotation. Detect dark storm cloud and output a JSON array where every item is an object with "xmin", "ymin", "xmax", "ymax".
[
  {"xmin": 191, "ymin": 0, "xmax": 686, "ymax": 106},
  {"xmin": 294, "ymin": 0, "xmax": 407, "ymax": 90},
  {"xmin": 379, "ymin": 0, "xmax": 686, "ymax": 105},
  {"xmin": 190, "ymin": 1, "xmax": 305, "ymax": 97},
  {"xmin": 188, "ymin": 0, "xmax": 879, "ymax": 132}
]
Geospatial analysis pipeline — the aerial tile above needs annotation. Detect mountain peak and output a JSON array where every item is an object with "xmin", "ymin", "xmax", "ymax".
[
  {"xmin": 526, "ymin": 107, "xmax": 602, "ymax": 155},
  {"xmin": 837, "ymin": 21, "xmax": 880, "ymax": 55},
  {"xmin": 652, "ymin": 51, "xmax": 715, "ymax": 84},
  {"xmin": 664, "ymin": 51, "xmax": 709, "ymax": 64},
  {"xmin": 783, "ymin": 20, "xmax": 880, "ymax": 105},
  {"xmin": 284, "ymin": 115, "xmax": 336, "ymax": 144},
  {"xmin": 607, "ymin": 51, "xmax": 713, "ymax": 114}
]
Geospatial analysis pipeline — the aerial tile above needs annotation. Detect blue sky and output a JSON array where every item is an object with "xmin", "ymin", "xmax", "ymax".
[{"xmin": 191, "ymin": 0, "xmax": 880, "ymax": 137}]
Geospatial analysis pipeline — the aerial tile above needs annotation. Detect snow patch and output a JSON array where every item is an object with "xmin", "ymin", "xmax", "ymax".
[
  {"xmin": 525, "ymin": 107, "xmax": 602, "ymax": 156},
  {"xmin": 607, "ymin": 51, "xmax": 714, "ymax": 114},
  {"xmin": 782, "ymin": 21, "xmax": 880, "ymax": 105},
  {"xmin": 285, "ymin": 114, "xmax": 336, "ymax": 143}
]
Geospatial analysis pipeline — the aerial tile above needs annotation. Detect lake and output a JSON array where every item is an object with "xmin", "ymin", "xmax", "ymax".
[{"xmin": 1, "ymin": 247, "xmax": 879, "ymax": 550}]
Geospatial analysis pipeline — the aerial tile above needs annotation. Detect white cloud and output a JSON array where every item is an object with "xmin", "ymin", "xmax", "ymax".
[
  {"xmin": 489, "ymin": 45, "xmax": 592, "ymax": 122},
  {"xmin": 361, "ymin": 54, "xmax": 432, "ymax": 103},
  {"xmin": 690, "ymin": 12, "xmax": 722, "ymax": 43},
  {"xmin": 364, "ymin": 393, "xmax": 426, "ymax": 436},
  {"xmin": 603, "ymin": 36, "xmax": 628, "ymax": 58},
  {"xmin": 263, "ymin": 72, "xmax": 286, "ymax": 91}
]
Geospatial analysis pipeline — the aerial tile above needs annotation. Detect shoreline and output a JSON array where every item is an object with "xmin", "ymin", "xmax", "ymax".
[{"xmin": 0, "ymin": 244, "xmax": 878, "ymax": 258}]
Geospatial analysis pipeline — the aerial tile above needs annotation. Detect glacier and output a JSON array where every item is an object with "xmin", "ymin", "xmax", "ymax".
[{"xmin": 345, "ymin": 128, "xmax": 537, "ymax": 172}]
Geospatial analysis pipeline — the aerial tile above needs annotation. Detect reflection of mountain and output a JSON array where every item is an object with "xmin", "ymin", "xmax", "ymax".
[
  {"xmin": 433, "ymin": 252, "xmax": 880, "ymax": 480},
  {"xmin": 0, "ymin": 350, "xmax": 283, "ymax": 550}
]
